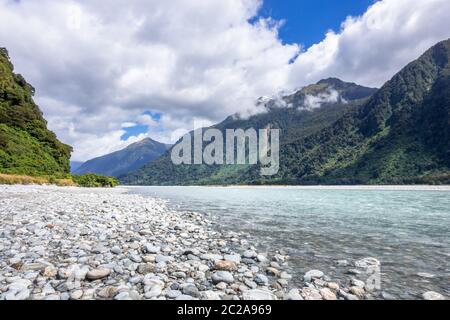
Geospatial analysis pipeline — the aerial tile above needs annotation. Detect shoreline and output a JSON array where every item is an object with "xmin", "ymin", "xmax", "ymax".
[
  {"xmin": 0, "ymin": 185, "xmax": 445, "ymax": 300},
  {"xmin": 124, "ymin": 185, "xmax": 450, "ymax": 191}
]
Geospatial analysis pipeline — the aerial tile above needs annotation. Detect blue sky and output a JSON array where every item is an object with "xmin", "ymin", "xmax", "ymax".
[
  {"xmin": 121, "ymin": 112, "xmax": 162, "ymax": 140},
  {"xmin": 258, "ymin": 0, "xmax": 377, "ymax": 47}
]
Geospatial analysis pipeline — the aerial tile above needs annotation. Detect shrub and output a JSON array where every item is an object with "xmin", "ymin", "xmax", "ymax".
[{"xmin": 71, "ymin": 173, "xmax": 119, "ymax": 188}]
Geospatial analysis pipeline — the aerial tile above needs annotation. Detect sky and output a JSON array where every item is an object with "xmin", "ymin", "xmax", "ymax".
[
  {"xmin": 257, "ymin": 0, "xmax": 377, "ymax": 47},
  {"xmin": 0, "ymin": 0, "xmax": 449, "ymax": 161}
]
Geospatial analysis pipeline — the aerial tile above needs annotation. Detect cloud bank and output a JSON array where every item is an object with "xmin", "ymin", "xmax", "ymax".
[{"xmin": 0, "ymin": 0, "xmax": 449, "ymax": 160}]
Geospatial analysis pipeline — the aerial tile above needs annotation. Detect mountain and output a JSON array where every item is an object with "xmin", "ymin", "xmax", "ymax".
[
  {"xmin": 74, "ymin": 138, "xmax": 171, "ymax": 177},
  {"xmin": 70, "ymin": 161, "xmax": 84, "ymax": 173},
  {"xmin": 121, "ymin": 79, "xmax": 377, "ymax": 185},
  {"xmin": 272, "ymin": 38, "xmax": 450, "ymax": 185},
  {"xmin": 0, "ymin": 48, "xmax": 72, "ymax": 176},
  {"xmin": 123, "ymin": 39, "xmax": 450, "ymax": 186}
]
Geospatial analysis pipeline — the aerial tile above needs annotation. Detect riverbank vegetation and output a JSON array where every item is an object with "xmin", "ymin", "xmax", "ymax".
[{"xmin": 0, "ymin": 173, "xmax": 118, "ymax": 188}]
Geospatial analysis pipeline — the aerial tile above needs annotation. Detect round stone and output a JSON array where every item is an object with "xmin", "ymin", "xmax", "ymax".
[
  {"xmin": 254, "ymin": 274, "xmax": 269, "ymax": 285},
  {"xmin": 285, "ymin": 289, "xmax": 303, "ymax": 300},
  {"xmin": 86, "ymin": 268, "xmax": 111, "ymax": 280},
  {"xmin": 70, "ymin": 290, "xmax": 83, "ymax": 300},
  {"xmin": 110, "ymin": 246, "xmax": 122, "ymax": 255},
  {"xmin": 242, "ymin": 289, "xmax": 276, "ymax": 300},
  {"xmin": 214, "ymin": 260, "xmax": 237, "ymax": 271},
  {"xmin": 320, "ymin": 288, "xmax": 337, "ymax": 300},
  {"xmin": 304, "ymin": 270, "xmax": 324, "ymax": 282},
  {"xmin": 242, "ymin": 250, "xmax": 257, "ymax": 259}
]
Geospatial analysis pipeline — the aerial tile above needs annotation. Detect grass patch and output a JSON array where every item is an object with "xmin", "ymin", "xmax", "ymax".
[{"xmin": 0, "ymin": 173, "xmax": 119, "ymax": 188}]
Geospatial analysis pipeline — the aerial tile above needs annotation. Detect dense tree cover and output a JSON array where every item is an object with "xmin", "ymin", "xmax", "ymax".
[
  {"xmin": 121, "ymin": 79, "xmax": 377, "ymax": 185},
  {"xmin": 0, "ymin": 47, "xmax": 119, "ymax": 188},
  {"xmin": 123, "ymin": 39, "xmax": 450, "ymax": 186},
  {"xmin": 273, "ymin": 39, "xmax": 450, "ymax": 185},
  {"xmin": 0, "ymin": 47, "xmax": 72, "ymax": 175}
]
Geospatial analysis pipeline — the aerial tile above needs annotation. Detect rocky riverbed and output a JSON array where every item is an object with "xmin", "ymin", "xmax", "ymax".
[{"xmin": 0, "ymin": 185, "xmax": 446, "ymax": 300}]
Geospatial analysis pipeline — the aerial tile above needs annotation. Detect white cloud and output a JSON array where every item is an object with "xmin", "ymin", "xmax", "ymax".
[
  {"xmin": 121, "ymin": 122, "xmax": 137, "ymax": 129},
  {"xmin": 0, "ymin": 0, "xmax": 449, "ymax": 161},
  {"xmin": 289, "ymin": 0, "xmax": 450, "ymax": 88},
  {"xmin": 304, "ymin": 89, "xmax": 341, "ymax": 110},
  {"xmin": 136, "ymin": 115, "xmax": 159, "ymax": 128},
  {"xmin": 0, "ymin": 0, "xmax": 298, "ymax": 160}
]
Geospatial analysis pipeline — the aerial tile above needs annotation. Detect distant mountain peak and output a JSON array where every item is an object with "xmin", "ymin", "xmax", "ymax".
[
  {"xmin": 244, "ymin": 79, "xmax": 378, "ymax": 119},
  {"xmin": 121, "ymin": 39, "xmax": 450, "ymax": 186},
  {"xmin": 75, "ymin": 137, "xmax": 171, "ymax": 177},
  {"xmin": 317, "ymin": 77, "xmax": 352, "ymax": 88},
  {"xmin": 278, "ymin": 78, "xmax": 377, "ymax": 111},
  {"xmin": 129, "ymin": 137, "xmax": 155, "ymax": 147}
]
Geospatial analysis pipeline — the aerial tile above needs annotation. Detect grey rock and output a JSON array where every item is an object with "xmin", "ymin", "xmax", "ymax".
[
  {"xmin": 114, "ymin": 292, "xmax": 132, "ymax": 300},
  {"xmin": 2, "ymin": 288, "xmax": 30, "ymax": 300},
  {"xmin": 166, "ymin": 290, "xmax": 182, "ymax": 299},
  {"xmin": 129, "ymin": 254, "xmax": 143, "ymax": 263},
  {"xmin": 242, "ymin": 250, "xmax": 257, "ymax": 259},
  {"xmin": 144, "ymin": 244, "xmax": 161, "ymax": 254},
  {"xmin": 254, "ymin": 274, "xmax": 269, "ymax": 285},
  {"xmin": 304, "ymin": 270, "xmax": 324, "ymax": 282},
  {"xmin": 417, "ymin": 272, "xmax": 435, "ymax": 279},
  {"xmin": 110, "ymin": 246, "xmax": 122, "ymax": 255},
  {"xmin": 97, "ymin": 286, "xmax": 119, "ymax": 299},
  {"xmin": 256, "ymin": 254, "xmax": 268, "ymax": 263},
  {"xmin": 20, "ymin": 263, "xmax": 49, "ymax": 272},
  {"xmin": 86, "ymin": 268, "xmax": 111, "ymax": 280},
  {"xmin": 242, "ymin": 289, "xmax": 276, "ymax": 300},
  {"xmin": 355, "ymin": 257, "xmax": 380, "ymax": 269},
  {"xmin": 211, "ymin": 271, "xmax": 234, "ymax": 284},
  {"xmin": 155, "ymin": 255, "xmax": 174, "ymax": 263},
  {"xmin": 351, "ymin": 279, "xmax": 366, "ymax": 288},
  {"xmin": 381, "ymin": 291, "xmax": 396, "ymax": 300},
  {"xmin": 172, "ymin": 272, "xmax": 187, "ymax": 279},
  {"xmin": 422, "ymin": 291, "xmax": 445, "ymax": 300},
  {"xmin": 145, "ymin": 285, "xmax": 163, "ymax": 298},
  {"xmin": 335, "ymin": 259, "xmax": 349, "ymax": 267},
  {"xmin": 277, "ymin": 279, "xmax": 289, "ymax": 287},
  {"xmin": 202, "ymin": 290, "xmax": 222, "ymax": 300},
  {"xmin": 70, "ymin": 290, "xmax": 83, "ymax": 300},
  {"xmin": 182, "ymin": 284, "xmax": 200, "ymax": 298},
  {"xmin": 285, "ymin": 289, "xmax": 303, "ymax": 300},
  {"xmin": 200, "ymin": 253, "xmax": 223, "ymax": 262}
]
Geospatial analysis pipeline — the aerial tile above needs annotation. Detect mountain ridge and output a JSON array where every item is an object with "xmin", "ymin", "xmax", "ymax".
[
  {"xmin": 122, "ymin": 39, "xmax": 450, "ymax": 185},
  {"xmin": 75, "ymin": 137, "xmax": 171, "ymax": 178},
  {"xmin": 122, "ymin": 78, "xmax": 377, "ymax": 185},
  {"xmin": 273, "ymin": 38, "xmax": 450, "ymax": 184}
]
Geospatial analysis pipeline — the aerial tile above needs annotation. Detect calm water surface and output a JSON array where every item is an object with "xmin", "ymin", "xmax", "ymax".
[{"xmin": 128, "ymin": 186, "xmax": 450, "ymax": 299}]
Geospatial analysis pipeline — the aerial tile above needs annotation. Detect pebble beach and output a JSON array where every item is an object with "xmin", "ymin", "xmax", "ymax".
[{"xmin": 0, "ymin": 185, "xmax": 446, "ymax": 301}]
